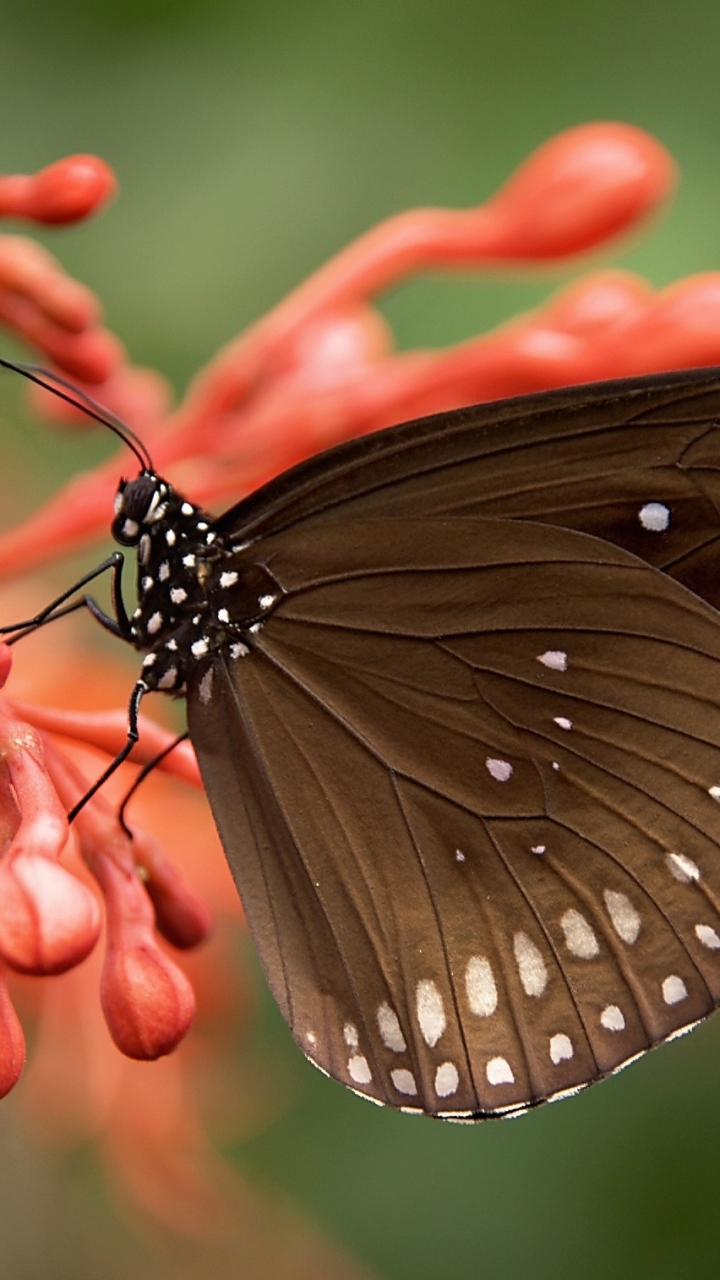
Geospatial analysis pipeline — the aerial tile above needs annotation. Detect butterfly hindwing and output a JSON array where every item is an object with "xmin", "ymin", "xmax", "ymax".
[{"xmin": 189, "ymin": 516, "xmax": 720, "ymax": 1116}]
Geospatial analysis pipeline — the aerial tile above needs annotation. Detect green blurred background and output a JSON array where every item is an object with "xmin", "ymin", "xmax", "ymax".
[{"xmin": 2, "ymin": 1, "xmax": 720, "ymax": 1277}]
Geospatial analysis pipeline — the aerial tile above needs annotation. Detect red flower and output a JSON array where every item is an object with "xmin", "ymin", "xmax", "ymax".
[{"xmin": 0, "ymin": 121, "xmax": 713, "ymax": 1235}]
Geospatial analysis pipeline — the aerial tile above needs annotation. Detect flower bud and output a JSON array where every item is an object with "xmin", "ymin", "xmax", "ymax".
[
  {"xmin": 0, "ymin": 156, "xmax": 117, "ymax": 225},
  {"xmin": 0, "ymin": 969, "xmax": 25, "ymax": 1097},
  {"xmin": 0, "ymin": 854, "xmax": 101, "ymax": 975},
  {"xmin": 96, "ymin": 852, "xmax": 195, "ymax": 1059}
]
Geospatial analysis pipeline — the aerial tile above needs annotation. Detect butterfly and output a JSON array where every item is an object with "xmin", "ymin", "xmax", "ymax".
[{"xmin": 9, "ymin": 361, "xmax": 720, "ymax": 1120}]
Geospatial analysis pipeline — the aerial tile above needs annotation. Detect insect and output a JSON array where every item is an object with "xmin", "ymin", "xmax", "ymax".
[{"xmin": 6, "ymin": 360, "xmax": 720, "ymax": 1121}]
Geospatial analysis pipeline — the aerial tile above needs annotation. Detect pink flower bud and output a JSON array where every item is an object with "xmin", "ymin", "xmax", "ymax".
[
  {"xmin": 0, "ymin": 855, "xmax": 101, "ymax": 975},
  {"xmin": 0, "ymin": 156, "xmax": 117, "ymax": 225},
  {"xmin": 0, "ymin": 969, "xmax": 25, "ymax": 1097},
  {"xmin": 95, "ymin": 852, "xmax": 196, "ymax": 1060},
  {"xmin": 131, "ymin": 827, "xmax": 213, "ymax": 951}
]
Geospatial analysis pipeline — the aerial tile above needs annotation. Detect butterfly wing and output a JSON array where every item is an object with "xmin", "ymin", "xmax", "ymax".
[
  {"xmin": 189, "ymin": 517, "xmax": 720, "ymax": 1117},
  {"xmin": 221, "ymin": 366, "xmax": 720, "ymax": 609}
]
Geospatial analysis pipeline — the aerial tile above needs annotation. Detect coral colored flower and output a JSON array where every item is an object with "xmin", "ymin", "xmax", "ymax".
[{"xmin": 0, "ymin": 121, "xmax": 715, "ymax": 1246}]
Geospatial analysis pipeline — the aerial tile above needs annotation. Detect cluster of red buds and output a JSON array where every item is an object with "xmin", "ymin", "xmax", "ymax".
[{"xmin": 0, "ymin": 123, "xmax": 717, "ymax": 1233}]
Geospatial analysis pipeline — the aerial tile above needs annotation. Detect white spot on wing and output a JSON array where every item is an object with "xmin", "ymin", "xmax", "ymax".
[
  {"xmin": 391, "ymin": 1068, "xmax": 417, "ymax": 1097},
  {"xmin": 220, "ymin": 570, "xmax": 238, "ymax": 588},
  {"xmin": 537, "ymin": 650, "xmax": 567, "ymax": 671},
  {"xmin": 377, "ymin": 1003, "xmax": 406, "ymax": 1053},
  {"xmin": 455, "ymin": 849, "xmax": 466, "ymax": 862},
  {"xmin": 230, "ymin": 642, "xmax": 249, "ymax": 659},
  {"xmin": 348, "ymin": 1055, "xmax": 372, "ymax": 1084},
  {"xmin": 198, "ymin": 668, "xmax": 214, "ymax": 704},
  {"xmin": 639, "ymin": 501, "xmax": 670, "ymax": 532},
  {"xmin": 465, "ymin": 956, "xmax": 497, "ymax": 1017},
  {"xmin": 553, "ymin": 716, "xmax": 573, "ymax": 731},
  {"xmin": 343, "ymin": 1022, "xmax": 359, "ymax": 1048},
  {"xmin": 486, "ymin": 758, "xmax": 513, "ymax": 782},
  {"xmin": 416, "ymin": 979, "xmax": 446, "ymax": 1047},
  {"xmin": 549, "ymin": 1033, "xmax": 573, "ymax": 1064},
  {"xmin": 662, "ymin": 975, "xmax": 688, "ymax": 1005},
  {"xmin": 435, "ymin": 1062, "xmax": 460, "ymax": 1098},
  {"xmin": 560, "ymin": 909, "xmax": 599, "ymax": 959},
  {"xmin": 604, "ymin": 890, "xmax": 641, "ymax": 945},
  {"xmin": 486, "ymin": 1057, "xmax": 514, "ymax": 1086},
  {"xmin": 695, "ymin": 923, "xmax": 720, "ymax": 950},
  {"xmin": 666, "ymin": 852, "xmax": 700, "ymax": 883},
  {"xmin": 513, "ymin": 932, "xmax": 548, "ymax": 997},
  {"xmin": 600, "ymin": 1004, "xmax": 626, "ymax": 1032}
]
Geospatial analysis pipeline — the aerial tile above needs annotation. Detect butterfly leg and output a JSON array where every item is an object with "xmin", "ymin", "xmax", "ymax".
[
  {"xmin": 118, "ymin": 731, "xmax": 190, "ymax": 837},
  {"xmin": 67, "ymin": 678, "xmax": 148, "ymax": 823},
  {"xmin": 0, "ymin": 552, "xmax": 133, "ymax": 643}
]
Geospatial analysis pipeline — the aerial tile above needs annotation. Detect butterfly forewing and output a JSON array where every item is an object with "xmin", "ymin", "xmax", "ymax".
[{"xmin": 189, "ymin": 514, "xmax": 720, "ymax": 1116}]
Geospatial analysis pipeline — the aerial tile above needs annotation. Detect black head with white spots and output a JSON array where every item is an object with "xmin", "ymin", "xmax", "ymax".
[{"xmin": 112, "ymin": 473, "xmax": 173, "ymax": 545}]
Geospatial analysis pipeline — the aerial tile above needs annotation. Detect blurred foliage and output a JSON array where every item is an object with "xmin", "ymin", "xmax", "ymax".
[{"xmin": 2, "ymin": 0, "xmax": 720, "ymax": 1277}]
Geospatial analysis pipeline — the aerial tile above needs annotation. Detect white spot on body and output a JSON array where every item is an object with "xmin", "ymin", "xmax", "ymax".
[
  {"xmin": 639, "ymin": 502, "xmax": 670, "ymax": 532},
  {"xmin": 181, "ymin": 502, "xmax": 194, "ymax": 516},
  {"xmin": 560, "ymin": 909, "xmax": 600, "ymax": 959},
  {"xmin": 139, "ymin": 534, "xmax": 150, "ymax": 564},
  {"xmin": 667, "ymin": 852, "xmax": 701, "ymax": 883},
  {"xmin": 435, "ymin": 1062, "xmax": 460, "ymax": 1098},
  {"xmin": 377, "ymin": 1003, "xmax": 406, "ymax": 1052},
  {"xmin": 170, "ymin": 587, "xmax": 187, "ymax": 605},
  {"xmin": 249, "ymin": 622, "xmax": 262, "ymax": 634},
  {"xmin": 465, "ymin": 956, "xmax": 498, "ymax": 1017},
  {"xmin": 191, "ymin": 638, "xmax": 209, "ymax": 657},
  {"xmin": 157, "ymin": 667, "xmax": 178, "ymax": 690},
  {"xmin": 348, "ymin": 1055, "xmax": 372, "ymax": 1084},
  {"xmin": 123, "ymin": 519, "xmax": 139, "ymax": 538},
  {"xmin": 206, "ymin": 532, "xmax": 216, "ymax": 544},
  {"xmin": 220, "ymin": 571, "xmax": 238, "ymax": 588},
  {"xmin": 113, "ymin": 491, "xmax": 124, "ymax": 515},
  {"xmin": 182, "ymin": 554, "xmax": 196, "ymax": 569},
  {"xmin": 141, "ymin": 576, "xmax": 153, "ymax": 591},
  {"xmin": 217, "ymin": 608, "xmax": 230, "ymax": 624},
  {"xmin": 604, "ymin": 890, "xmax": 641, "ymax": 945},
  {"xmin": 197, "ymin": 522, "xmax": 208, "ymax": 531},
  {"xmin": 600, "ymin": 1004, "xmax": 626, "ymax": 1032},
  {"xmin": 549, "ymin": 1033, "xmax": 573, "ymax": 1064},
  {"xmin": 259, "ymin": 594, "xmax": 275, "ymax": 609},
  {"xmin": 198, "ymin": 668, "xmax": 214, "ymax": 704},
  {"xmin": 142, "ymin": 653, "xmax": 156, "ymax": 668},
  {"xmin": 537, "ymin": 650, "xmax": 567, "ymax": 671},
  {"xmin": 165, "ymin": 528, "xmax": 176, "ymax": 546},
  {"xmin": 695, "ymin": 923, "xmax": 720, "ymax": 950},
  {"xmin": 391, "ymin": 1068, "xmax": 417, "ymax": 1096},
  {"xmin": 531, "ymin": 844, "xmax": 546, "ymax": 855},
  {"xmin": 416, "ymin": 979, "xmax": 446, "ymax": 1047},
  {"xmin": 486, "ymin": 1057, "xmax": 515, "ymax": 1086},
  {"xmin": 553, "ymin": 717, "xmax": 573, "ymax": 731},
  {"xmin": 158, "ymin": 561, "xmax": 170, "ymax": 581},
  {"xmin": 513, "ymin": 932, "xmax": 548, "ymax": 997},
  {"xmin": 662, "ymin": 975, "xmax": 688, "ymax": 1005},
  {"xmin": 166, "ymin": 638, "xmax": 178, "ymax": 651},
  {"xmin": 343, "ymin": 1022, "xmax": 359, "ymax": 1048},
  {"xmin": 486, "ymin": 758, "xmax": 513, "ymax": 782},
  {"xmin": 147, "ymin": 612, "xmax": 163, "ymax": 635}
]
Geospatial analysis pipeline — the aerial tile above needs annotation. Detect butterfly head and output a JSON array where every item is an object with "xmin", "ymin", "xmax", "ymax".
[{"xmin": 112, "ymin": 473, "xmax": 172, "ymax": 545}]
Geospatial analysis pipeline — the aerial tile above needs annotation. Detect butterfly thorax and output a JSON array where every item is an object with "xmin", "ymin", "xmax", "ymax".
[{"xmin": 112, "ymin": 472, "xmax": 281, "ymax": 694}]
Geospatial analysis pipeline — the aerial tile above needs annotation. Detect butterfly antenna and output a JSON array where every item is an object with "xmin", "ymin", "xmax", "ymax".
[{"xmin": 0, "ymin": 356, "xmax": 154, "ymax": 473}]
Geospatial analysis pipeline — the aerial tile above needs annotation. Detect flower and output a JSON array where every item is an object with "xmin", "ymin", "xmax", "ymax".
[{"xmin": 0, "ymin": 121, "xmax": 715, "ymax": 1240}]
